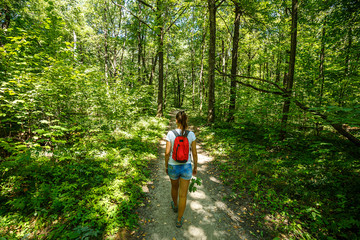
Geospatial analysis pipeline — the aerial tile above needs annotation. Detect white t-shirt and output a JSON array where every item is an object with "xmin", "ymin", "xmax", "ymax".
[{"xmin": 166, "ymin": 129, "xmax": 196, "ymax": 165}]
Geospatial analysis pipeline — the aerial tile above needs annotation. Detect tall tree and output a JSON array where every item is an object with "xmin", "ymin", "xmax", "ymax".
[
  {"xmin": 207, "ymin": 0, "xmax": 216, "ymax": 123},
  {"xmin": 156, "ymin": 0, "xmax": 165, "ymax": 117},
  {"xmin": 228, "ymin": 0, "xmax": 241, "ymax": 122},
  {"xmin": 280, "ymin": 0, "xmax": 298, "ymax": 139}
]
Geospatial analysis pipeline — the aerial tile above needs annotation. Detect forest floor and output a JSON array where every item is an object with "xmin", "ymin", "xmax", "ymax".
[{"xmin": 131, "ymin": 111, "xmax": 266, "ymax": 240}]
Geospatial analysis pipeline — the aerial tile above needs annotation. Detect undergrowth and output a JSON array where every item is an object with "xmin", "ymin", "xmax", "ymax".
[
  {"xmin": 191, "ymin": 115, "xmax": 360, "ymax": 239},
  {"xmin": 0, "ymin": 116, "xmax": 168, "ymax": 239}
]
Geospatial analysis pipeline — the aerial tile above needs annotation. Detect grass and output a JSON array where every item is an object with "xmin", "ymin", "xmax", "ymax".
[{"xmin": 190, "ymin": 114, "xmax": 360, "ymax": 239}]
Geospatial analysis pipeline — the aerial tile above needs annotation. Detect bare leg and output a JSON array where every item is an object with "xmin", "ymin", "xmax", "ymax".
[
  {"xmin": 177, "ymin": 178, "xmax": 190, "ymax": 221},
  {"xmin": 170, "ymin": 178, "xmax": 180, "ymax": 206}
]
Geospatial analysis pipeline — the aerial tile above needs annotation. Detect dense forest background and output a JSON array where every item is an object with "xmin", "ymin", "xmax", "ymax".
[{"xmin": 1, "ymin": 0, "xmax": 359, "ymax": 239}]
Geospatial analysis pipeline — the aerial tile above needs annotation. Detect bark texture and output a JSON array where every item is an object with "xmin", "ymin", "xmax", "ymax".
[
  {"xmin": 156, "ymin": 0, "xmax": 164, "ymax": 117},
  {"xmin": 228, "ymin": 2, "xmax": 241, "ymax": 122},
  {"xmin": 280, "ymin": 0, "xmax": 298, "ymax": 139},
  {"xmin": 207, "ymin": 0, "xmax": 216, "ymax": 123}
]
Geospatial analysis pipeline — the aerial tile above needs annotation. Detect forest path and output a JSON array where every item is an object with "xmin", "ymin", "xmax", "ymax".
[{"xmin": 133, "ymin": 111, "xmax": 259, "ymax": 240}]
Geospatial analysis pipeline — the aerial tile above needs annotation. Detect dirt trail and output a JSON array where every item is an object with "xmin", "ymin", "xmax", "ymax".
[{"xmin": 133, "ymin": 111, "xmax": 260, "ymax": 240}]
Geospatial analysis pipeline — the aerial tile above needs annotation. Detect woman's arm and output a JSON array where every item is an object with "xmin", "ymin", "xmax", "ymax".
[
  {"xmin": 191, "ymin": 140, "xmax": 198, "ymax": 176},
  {"xmin": 165, "ymin": 141, "xmax": 171, "ymax": 174}
]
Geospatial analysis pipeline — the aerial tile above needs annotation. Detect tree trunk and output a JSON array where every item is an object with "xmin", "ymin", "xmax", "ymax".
[
  {"xmin": 219, "ymin": 40, "xmax": 225, "ymax": 119},
  {"xmin": 228, "ymin": 3, "xmax": 241, "ymax": 122},
  {"xmin": 199, "ymin": 44, "xmax": 206, "ymax": 113},
  {"xmin": 177, "ymin": 71, "xmax": 181, "ymax": 107},
  {"xmin": 142, "ymin": 33, "xmax": 148, "ymax": 81},
  {"xmin": 73, "ymin": 30, "xmax": 77, "ymax": 60},
  {"xmin": 119, "ymin": 29, "xmax": 127, "ymax": 82},
  {"xmin": 316, "ymin": 26, "xmax": 326, "ymax": 136},
  {"xmin": 1, "ymin": 5, "xmax": 11, "ymax": 30},
  {"xmin": 137, "ymin": 28, "xmax": 142, "ymax": 82},
  {"xmin": 339, "ymin": 27, "xmax": 352, "ymax": 106},
  {"xmin": 199, "ymin": 28, "xmax": 207, "ymax": 113},
  {"xmin": 164, "ymin": 50, "xmax": 169, "ymax": 110},
  {"xmin": 259, "ymin": 64, "xmax": 262, "ymax": 79},
  {"xmin": 275, "ymin": 51, "xmax": 281, "ymax": 83},
  {"xmin": 191, "ymin": 48, "xmax": 196, "ymax": 110},
  {"xmin": 157, "ymin": 35, "xmax": 164, "ymax": 116},
  {"xmin": 344, "ymin": 27, "xmax": 352, "ymax": 78},
  {"xmin": 137, "ymin": 3, "xmax": 143, "ymax": 83},
  {"xmin": 149, "ymin": 53, "xmax": 158, "ymax": 85},
  {"xmin": 207, "ymin": 0, "xmax": 216, "ymax": 123},
  {"xmin": 104, "ymin": 29, "xmax": 109, "ymax": 84},
  {"xmin": 181, "ymin": 74, "xmax": 186, "ymax": 107},
  {"xmin": 319, "ymin": 26, "xmax": 325, "ymax": 107},
  {"xmin": 280, "ymin": 0, "xmax": 298, "ymax": 139},
  {"xmin": 156, "ymin": 0, "xmax": 164, "ymax": 117}
]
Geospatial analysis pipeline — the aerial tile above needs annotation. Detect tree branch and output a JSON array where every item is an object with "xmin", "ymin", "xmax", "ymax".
[
  {"xmin": 111, "ymin": 0, "xmax": 153, "ymax": 30},
  {"xmin": 235, "ymin": 80, "xmax": 285, "ymax": 96},
  {"xmin": 165, "ymin": 6, "xmax": 188, "ymax": 33},
  {"xmin": 216, "ymin": 68, "xmax": 286, "ymax": 92},
  {"xmin": 218, "ymin": 12, "xmax": 233, "ymax": 38},
  {"xmin": 293, "ymin": 100, "xmax": 360, "ymax": 147},
  {"xmin": 216, "ymin": 0, "xmax": 227, "ymax": 9},
  {"xmin": 216, "ymin": 68, "xmax": 360, "ymax": 146},
  {"xmin": 137, "ymin": 0, "xmax": 155, "ymax": 11}
]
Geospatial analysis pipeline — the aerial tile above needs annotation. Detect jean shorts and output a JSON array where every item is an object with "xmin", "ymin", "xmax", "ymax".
[{"xmin": 168, "ymin": 163, "xmax": 192, "ymax": 180}]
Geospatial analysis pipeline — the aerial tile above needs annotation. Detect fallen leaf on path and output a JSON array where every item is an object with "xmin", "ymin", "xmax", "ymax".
[{"xmin": 172, "ymin": 238, "xmax": 176, "ymax": 240}]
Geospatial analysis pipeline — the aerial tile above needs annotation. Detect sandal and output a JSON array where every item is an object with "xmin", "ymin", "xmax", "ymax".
[
  {"xmin": 176, "ymin": 216, "xmax": 184, "ymax": 228},
  {"xmin": 171, "ymin": 201, "xmax": 178, "ymax": 213}
]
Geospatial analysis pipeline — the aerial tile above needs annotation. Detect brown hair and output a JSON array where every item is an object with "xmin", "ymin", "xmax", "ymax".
[{"xmin": 176, "ymin": 111, "xmax": 188, "ymax": 135}]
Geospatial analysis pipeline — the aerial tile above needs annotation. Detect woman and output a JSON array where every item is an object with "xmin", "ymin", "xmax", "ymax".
[{"xmin": 165, "ymin": 111, "xmax": 198, "ymax": 228}]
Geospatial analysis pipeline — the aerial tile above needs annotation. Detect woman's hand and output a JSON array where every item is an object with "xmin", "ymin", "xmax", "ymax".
[
  {"xmin": 165, "ymin": 164, "xmax": 168, "ymax": 175},
  {"xmin": 192, "ymin": 167, "xmax": 197, "ymax": 176}
]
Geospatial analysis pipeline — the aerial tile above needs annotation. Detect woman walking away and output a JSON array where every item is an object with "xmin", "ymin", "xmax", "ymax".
[{"xmin": 165, "ymin": 111, "xmax": 198, "ymax": 228}]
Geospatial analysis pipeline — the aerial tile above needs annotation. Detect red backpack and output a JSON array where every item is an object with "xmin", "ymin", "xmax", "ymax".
[{"xmin": 172, "ymin": 130, "xmax": 190, "ymax": 163}]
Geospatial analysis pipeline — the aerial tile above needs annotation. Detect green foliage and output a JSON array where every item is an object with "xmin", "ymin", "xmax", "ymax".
[
  {"xmin": 189, "ymin": 177, "xmax": 202, "ymax": 193},
  {"xmin": 0, "ymin": 2, "xmax": 168, "ymax": 236},
  {"xmin": 0, "ymin": 115, "xmax": 167, "ymax": 238},
  {"xmin": 2, "ymin": 0, "xmax": 359, "ymax": 238},
  {"xmin": 192, "ymin": 115, "xmax": 360, "ymax": 239}
]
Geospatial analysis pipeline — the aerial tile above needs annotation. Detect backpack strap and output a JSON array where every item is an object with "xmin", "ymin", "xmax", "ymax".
[
  {"xmin": 172, "ymin": 129, "xmax": 179, "ymax": 138},
  {"xmin": 172, "ymin": 129, "xmax": 190, "ymax": 137},
  {"xmin": 183, "ymin": 130, "xmax": 191, "ymax": 158},
  {"xmin": 183, "ymin": 130, "xmax": 190, "ymax": 137}
]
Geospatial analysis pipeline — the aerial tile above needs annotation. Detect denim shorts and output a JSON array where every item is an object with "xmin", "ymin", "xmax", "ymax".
[{"xmin": 168, "ymin": 163, "xmax": 192, "ymax": 180}]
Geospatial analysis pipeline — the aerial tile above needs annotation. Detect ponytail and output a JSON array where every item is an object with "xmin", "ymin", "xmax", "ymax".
[{"xmin": 176, "ymin": 111, "xmax": 188, "ymax": 135}]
